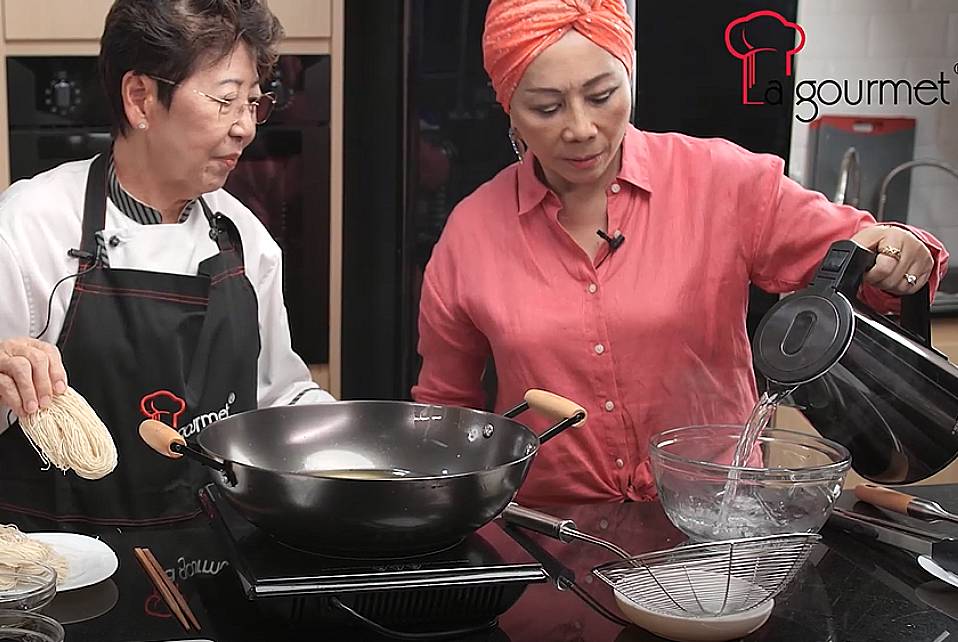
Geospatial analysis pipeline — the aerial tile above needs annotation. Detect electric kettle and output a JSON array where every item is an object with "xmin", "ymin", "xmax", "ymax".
[{"xmin": 752, "ymin": 240, "xmax": 958, "ymax": 484}]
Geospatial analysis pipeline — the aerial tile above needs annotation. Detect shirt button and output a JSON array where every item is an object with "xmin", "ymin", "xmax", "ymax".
[
  {"xmin": 610, "ymin": 183, "xmax": 621, "ymax": 194},
  {"xmin": 594, "ymin": 343, "xmax": 605, "ymax": 355},
  {"xmin": 615, "ymin": 458, "xmax": 625, "ymax": 469},
  {"xmin": 587, "ymin": 283, "xmax": 597, "ymax": 294},
  {"xmin": 604, "ymin": 400, "xmax": 615, "ymax": 412},
  {"xmin": 108, "ymin": 235, "xmax": 121, "ymax": 247}
]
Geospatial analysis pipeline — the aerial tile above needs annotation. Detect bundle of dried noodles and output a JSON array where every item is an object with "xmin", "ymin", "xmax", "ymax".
[
  {"xmin": 20, "ymin": 386, "xmax": 117, "ymax": 480},
  {"xmin": 0, "ymin": 524, "xmax": 68, "ymax": 589}
]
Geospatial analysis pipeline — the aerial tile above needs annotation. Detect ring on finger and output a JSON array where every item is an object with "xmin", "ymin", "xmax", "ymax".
[
  {"xmin": 904, "ymin": 273, "xmax": 918, "ymax": 286},
  {"xmin": 878, "ymin": 245, "xmax": 903, "ymax": 261}
]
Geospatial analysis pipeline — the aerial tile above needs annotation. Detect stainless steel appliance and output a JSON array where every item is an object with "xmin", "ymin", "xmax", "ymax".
[{"xmin": 753, "ymin": 240, "xmax": 958, "ymax": 484}]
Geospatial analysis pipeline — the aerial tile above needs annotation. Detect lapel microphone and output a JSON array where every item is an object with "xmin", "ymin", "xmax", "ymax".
[{"xmin": 596, "ymin": 229, "xmax": 626, "ymax": 251}]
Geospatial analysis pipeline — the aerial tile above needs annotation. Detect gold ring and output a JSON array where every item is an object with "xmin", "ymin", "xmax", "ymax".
[
  {"xmin": 878, "ymin": 245, "xmax": 902, "ymax": 261},
  {"xmin": 904, "ymin": 273, "xmax": 918, "ymax": 286}
]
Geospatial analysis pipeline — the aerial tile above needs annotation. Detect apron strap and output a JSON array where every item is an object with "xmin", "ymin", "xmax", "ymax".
[
  {"xmin": 198, "ymin": 197, "xmax": 236, "ymax": 253},
  {"xmin": 78, "ymin": 154, "xmax": 109, "ymax": 261}
]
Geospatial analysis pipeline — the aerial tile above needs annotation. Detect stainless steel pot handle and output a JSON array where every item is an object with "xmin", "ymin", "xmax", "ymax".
[{"xmin": 501, "ymin": 503, "xmax": 632, "ymax": 559}]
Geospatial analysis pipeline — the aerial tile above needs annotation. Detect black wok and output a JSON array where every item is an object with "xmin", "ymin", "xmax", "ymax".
[{"xmin": 140, "ymin": 389, "xmax": 586, "ymax": 557}]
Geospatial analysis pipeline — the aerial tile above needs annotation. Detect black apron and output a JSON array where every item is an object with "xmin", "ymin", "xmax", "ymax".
[{"xmin": 0, "ymin": 154, "xmax": 260, "ymax": 526}]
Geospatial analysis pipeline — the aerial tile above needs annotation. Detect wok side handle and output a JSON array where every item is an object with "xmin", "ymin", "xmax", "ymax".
[
  {"xmin": 139, "ymin": 419, "xmax": 236, "ymax": 485},
  {"xmin": 524, "ymin": 389, "xmax": 588, "ymax": 427},
  {"xmin": 329, "ymin": 597, "xmax": 495, "ymax": 640},
  {"xmin": 537, "ymin": 411, "xmax": 587, "ymax": 444}
]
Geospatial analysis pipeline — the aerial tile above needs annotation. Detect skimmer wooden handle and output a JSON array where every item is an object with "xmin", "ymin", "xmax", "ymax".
[
  {"xmin": 139, "ymin": 419, "xmax": 186, "ymax": 459},
  {"xmin": 854, "ymin": 483, "xmax": 914, "ymax": 515}
]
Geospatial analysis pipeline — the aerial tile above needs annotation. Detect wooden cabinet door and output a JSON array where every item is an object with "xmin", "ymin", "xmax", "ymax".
[
  {"xmin": 268, "ymin": 0, "xmax": 331, "ymax": 38},
  {"xmin": 3, "ymin": 0, "xmax": 331, "ymax": 42},
  {"xmin": 3, "ymin": 0, "xmax": 113, "ymax": 40}
]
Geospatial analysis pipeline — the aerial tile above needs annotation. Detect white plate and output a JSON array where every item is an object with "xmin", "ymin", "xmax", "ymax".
[{"xmin": 28, "ymin": 533, "xmax": 119, "ymax": 592}]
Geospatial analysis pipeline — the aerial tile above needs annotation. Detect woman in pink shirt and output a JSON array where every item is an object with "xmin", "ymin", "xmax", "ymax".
[{"xmin": 411, "ymin": 0, "xmax": 948, "ymax": 507}]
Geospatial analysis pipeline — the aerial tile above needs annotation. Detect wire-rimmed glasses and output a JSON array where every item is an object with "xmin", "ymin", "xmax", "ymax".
[{"xmin": 149, "ymin": 75, "xmax": 276, "ymax": 125}]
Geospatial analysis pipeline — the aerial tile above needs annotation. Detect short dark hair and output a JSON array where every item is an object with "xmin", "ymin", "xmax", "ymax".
[{"xmin": 98, "ymin": 0, "xmax": 284, "ymax": 136}]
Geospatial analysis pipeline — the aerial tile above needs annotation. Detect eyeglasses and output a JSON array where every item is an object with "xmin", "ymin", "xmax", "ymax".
[{"xmin": 149, "ymin": 75, "xmax": 276, "ymax": 125}]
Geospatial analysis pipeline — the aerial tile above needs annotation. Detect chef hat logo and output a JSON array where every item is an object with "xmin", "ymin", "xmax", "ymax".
[
  {"xmin": 140, "ymin": 390, "xmax": 188, "ymax": 429},
  {"xmin": 724, "ymin": 10, "xmax": 805, "ymax": 105}
]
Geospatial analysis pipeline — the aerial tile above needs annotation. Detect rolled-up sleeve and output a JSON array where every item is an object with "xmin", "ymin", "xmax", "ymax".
[{"xmin": 746, "ymin": 152, "xmax": 948, "ymax": 306}]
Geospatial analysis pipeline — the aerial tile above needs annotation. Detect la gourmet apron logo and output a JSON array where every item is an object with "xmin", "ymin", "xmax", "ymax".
[
  {"xmin": 724, "ymin": 10, "xmax": 955, "ymax": 123},
  {"xmin": 139, "ymin": 390, "xmax": 236, "ymax": 438}
]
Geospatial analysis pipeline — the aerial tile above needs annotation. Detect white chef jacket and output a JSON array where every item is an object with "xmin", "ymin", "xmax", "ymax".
[{"xmin": 0, "ymin": 157, "xmax": 334, "ymax": 426}]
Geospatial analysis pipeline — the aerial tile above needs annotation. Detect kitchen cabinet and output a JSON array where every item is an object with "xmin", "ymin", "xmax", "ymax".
[
  {"xmin": 3, "ymin": 0, "xmax": 114, "ymax": 41},
  {"xmin": 2, "ymin": 0, "xmax": 331, "ymax": 42},
  {"xmin": 270, "ymin": 0, "xmax": 332, "ymax": 39}
]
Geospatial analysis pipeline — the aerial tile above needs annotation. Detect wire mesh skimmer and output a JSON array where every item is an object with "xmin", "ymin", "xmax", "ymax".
[
  {"xmin": 502, "ymin": 503, "xmax": 819, "ymax": 618},
  {"xmin": 592, "ymin": 533, "xmax": 818, "ymax": 616}
]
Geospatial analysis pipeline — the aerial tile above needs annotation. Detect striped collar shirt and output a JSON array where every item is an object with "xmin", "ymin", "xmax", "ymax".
[{"xmin": 95, "ymin": 157, "xmax": 202, "ymax": 266}]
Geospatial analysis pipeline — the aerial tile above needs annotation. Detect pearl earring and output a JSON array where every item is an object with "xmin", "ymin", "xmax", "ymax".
[{"xmin": 137, "ymin": 122, "xmax": 147, "ymax": 130}]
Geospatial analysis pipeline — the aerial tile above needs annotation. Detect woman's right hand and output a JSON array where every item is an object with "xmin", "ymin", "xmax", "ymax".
[{"xmin": 0, "ymin": 338, "xmax": 67, "ymax": 418}]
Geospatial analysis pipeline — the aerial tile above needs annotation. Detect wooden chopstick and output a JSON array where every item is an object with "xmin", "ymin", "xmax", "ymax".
[
  {"xmin": 132, "ymin": 547, "xmax": 192, "ymax": 631},
  {"xmin": 141, "ymin": 547, "xmax": 201, "ymax": 631}
]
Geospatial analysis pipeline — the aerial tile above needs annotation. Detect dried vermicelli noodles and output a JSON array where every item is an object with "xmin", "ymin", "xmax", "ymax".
[
  {"xmin": 19, "ymin": 386, "xmax": 118, "ymax": 480},
  {"xmin": 0, "ymin": 524, "xmax": 68, "ymax": 589}
]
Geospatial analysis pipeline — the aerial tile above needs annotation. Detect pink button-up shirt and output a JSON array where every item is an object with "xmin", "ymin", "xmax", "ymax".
[{"xmin": 412, "ymin": 125, "xmax": 948, "ymax": 507}]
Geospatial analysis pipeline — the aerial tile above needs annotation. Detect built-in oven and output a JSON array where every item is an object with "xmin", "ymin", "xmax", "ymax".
[{"xmin": 6, "ymin": 55, "xmax": 330, "ymax": 364}]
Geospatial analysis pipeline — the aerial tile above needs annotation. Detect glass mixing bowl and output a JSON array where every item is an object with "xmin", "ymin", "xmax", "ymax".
[
  {"xmin": 0, "ymin": 567, "xmax": 57, "ymax": 613},
  {"xmin": 649, "ymin": 425, "xmax": 851, "ymax": 542},
  {"xmin": 0, "ymin": 610, "xmax": 64, "ymax": 642}
]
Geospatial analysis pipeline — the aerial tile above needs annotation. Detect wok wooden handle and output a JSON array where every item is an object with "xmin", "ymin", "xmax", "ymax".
[
  {"xmin": 524, "ymin": 389, "xmax": 587, "ymax": 427},
  {"xmin": 854, "ymin": 483, "xmax": 914, "ymax": 515},
  {"xmin": 139, "ymin": 419, "xmax": 185, "ymax": 459}
]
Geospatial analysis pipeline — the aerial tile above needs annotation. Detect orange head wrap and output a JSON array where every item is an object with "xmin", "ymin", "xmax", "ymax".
[{"xmin": 482, "ymin": 0, "xmax": 635, "ymax": 113}]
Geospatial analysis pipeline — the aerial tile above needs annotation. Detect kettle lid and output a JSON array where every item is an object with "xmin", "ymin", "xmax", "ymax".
[
  {"xmin": 753, "ymin": 291, "xmax": 856, "ymax": 385},
  {"xmin": 753, "ymin": 240, "xmax": 877, "ymax": 386}
]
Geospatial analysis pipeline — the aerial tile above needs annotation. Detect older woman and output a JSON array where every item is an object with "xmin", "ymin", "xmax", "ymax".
[
  {"xmin": 0, "ymin": 0, "xmax": 333, "ymax": 525},
  {"xmin": 412, "ymin": 0, "xmax": 949, "ymax": 507}
]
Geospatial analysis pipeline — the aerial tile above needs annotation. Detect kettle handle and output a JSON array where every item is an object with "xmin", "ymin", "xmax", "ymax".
[
  {"xmin": 817, "ymin": 240, "xmax": 932, "ymax": 348},
  {"xmin": 899, "ymin": 283, "xmax": 932, "ymax": 347}
]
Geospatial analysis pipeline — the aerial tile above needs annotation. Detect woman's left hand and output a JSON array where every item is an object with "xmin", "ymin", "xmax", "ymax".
[{"xmin": 850, "ymin": 225, "xmax": 934, "ymax": 295}]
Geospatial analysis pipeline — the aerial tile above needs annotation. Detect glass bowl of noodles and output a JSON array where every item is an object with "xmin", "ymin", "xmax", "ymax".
[
  {"xmin": 0, "ymin": 609, "xmax": 64, "ymax": 642},
  {"xmin": 0, "ymin": 565, "xmax": 57, "ymax": 613}
]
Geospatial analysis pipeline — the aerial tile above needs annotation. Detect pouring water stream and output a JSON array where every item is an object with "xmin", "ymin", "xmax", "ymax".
[{"xmin": 716, "ymin": 386, "xmax": 796, "ymax": 527}]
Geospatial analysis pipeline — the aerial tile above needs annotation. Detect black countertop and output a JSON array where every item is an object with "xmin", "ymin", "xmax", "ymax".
[{"xmin": 14, "ymin": 485, "xmax": 958, "ymax": 642}]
